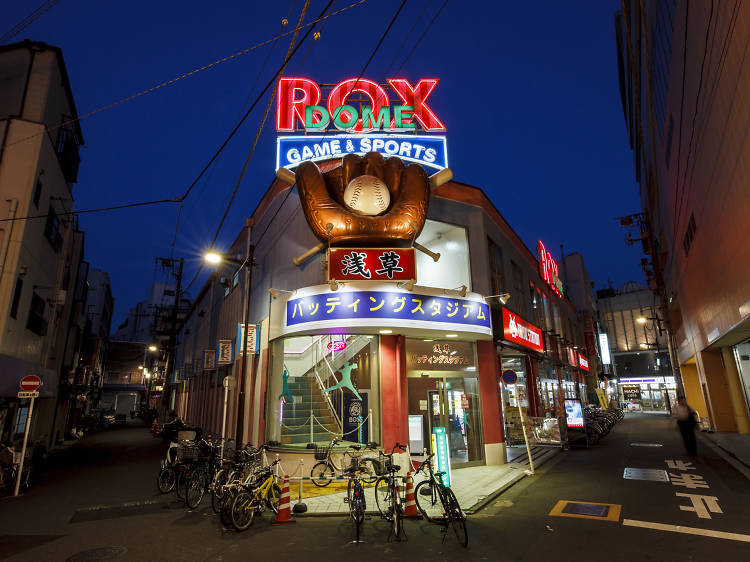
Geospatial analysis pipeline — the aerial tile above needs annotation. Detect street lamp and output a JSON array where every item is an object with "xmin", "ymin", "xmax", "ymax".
[
  {"xmin": 202, "ymin": 237, "xmax": 255, "ymax": 446},
  {"xmin": 148, "ymin": 345, "xmax": 158, "ymax": 352},
  {"xmin": 484, "ymin": 293, "xmax": 511, "ymax": 305}
]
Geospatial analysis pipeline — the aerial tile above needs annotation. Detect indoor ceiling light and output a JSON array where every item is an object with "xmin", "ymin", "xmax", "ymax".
[
  {"xmin": 445, "ymin": 334, "xmax": 458, "ymax": 338},
  {"xmin": 379, "ymin": 329, "xmax": 393, "ymax": 334}
]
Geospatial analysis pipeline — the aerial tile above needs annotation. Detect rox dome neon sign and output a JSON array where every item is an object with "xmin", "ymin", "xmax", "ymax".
[
  {"xmin": 276, "ymin": 78, "xmax": 445, "ymax": 132},
  {"xmin": 538, "ymin": 240, "xmax": 564, "ymax": 298},
  {"xmin": 275, "ymin": 77, "xmax": 448, "ymax": 171}
]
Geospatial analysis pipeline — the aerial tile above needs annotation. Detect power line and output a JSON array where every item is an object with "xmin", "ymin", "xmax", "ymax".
[
  {"xmin": 383, "ymin": 0, "xmax": 432, "ymax": 77},
  {"xmin": 3, "ymin": 0, "xmax": 369, "ymax": 152},
  {"xmin": 0, "ymin": 197, "xmax": 180, "ymax": 223},
  {"xmin": 0, "ymin": 1, "xmax": 59, "ymax": 45},
  {"xmin": 395, "ymin": 0, "xmax": 449, "ymax": 74}
]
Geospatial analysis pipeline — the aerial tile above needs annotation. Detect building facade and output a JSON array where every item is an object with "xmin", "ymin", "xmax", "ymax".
[
  {"xmin": 0, "ymin": 41, "xmax": 89, "ymax": 447},
  {"xmin": 171, "ymin": 154, "xmax": 595, "ymax": 467},
  {"xmin": 616, "ymin": 1, "xmax": 750, "ymax": 432}
]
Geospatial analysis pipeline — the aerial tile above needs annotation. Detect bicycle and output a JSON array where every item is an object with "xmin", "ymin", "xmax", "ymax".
[
  {"xmin": 211, "ymin": 442, "xmax": 257, "ymax": 513},
  {"xmin": 311, "ymin": 438, "xmax": 380, "ymax": 487},
  {"xmin": 230, "ymin": 460, "xmax": 282, "ymax": 531},
  {"xmin": 217, "ymin": 446, "xmax": 273, "ymax": 526},
  {"xmin": 185, "ymin": 440, "xmax": 224, "ymax": 509},
  {"xmin": 373, "ymin": 443, "xmax": 407, "ymax": 541},
  {"xmin": 413, "ymin": 453, "xmax": 468, "ymax": 547},
  {"xmin": 345, "ymin": 465, "xmax": 368, "ymax": 542}
]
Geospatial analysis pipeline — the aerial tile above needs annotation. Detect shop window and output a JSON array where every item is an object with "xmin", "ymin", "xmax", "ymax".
[
  {"xmin": 415, "ymin": 220, "xmax": 471, "ymax": 290},
  {"xmin": 267, "ymin": 334, "xmax": 380, "ymax": 448},
  {"xmin": 14, "ymin": 405, "xmax": 29, "ymax": 435},
  {"xmin": 10, "ymin": 278, "xmax": 23, "ymax": 319},
  {"xmin": 405, "ymin": 339, "xmax": 482, "ymax": 465},
  {"xmin": 26, "ymin": 291, "xmax": 47, "ymax": 336}
]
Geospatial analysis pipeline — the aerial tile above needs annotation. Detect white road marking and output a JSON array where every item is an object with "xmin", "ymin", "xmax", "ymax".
[
  {"xmin": 623, "ymin": 519, "xmax": 750, "ymax": 543},
  {"xmin": 665, "ymin": 460, "xmax": 695, "ymax": 471},
  {"xmin": 675, "ymin": 493, "xmax": 723, "ymax": 519}
]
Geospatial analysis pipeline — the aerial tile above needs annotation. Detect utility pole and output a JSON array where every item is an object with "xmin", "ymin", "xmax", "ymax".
[
  {"xmin": 235, "ymin": 219, "xmax": 254, "ymax": 446},
  {"xmin": 157, "ymin": 257, "xmax": 183, "ymax": 418}
]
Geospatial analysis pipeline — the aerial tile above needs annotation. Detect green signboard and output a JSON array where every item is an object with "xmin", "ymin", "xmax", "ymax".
[{"xmin": 431, "ymin": 426, "xmax": 452, "ymax": 488}]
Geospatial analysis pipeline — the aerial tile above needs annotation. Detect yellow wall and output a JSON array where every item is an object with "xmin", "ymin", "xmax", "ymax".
[
  {"xmin": 698, "ymin": 351, "xmax": 737, "ymax": 432},
  {"xmin": 680, "ymin": 363, "xmax": 708, "ymax": 420}
]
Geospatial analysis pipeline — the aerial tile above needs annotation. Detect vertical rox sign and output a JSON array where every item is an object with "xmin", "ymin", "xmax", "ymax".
[
  {"xmin": 275, "ymin": 77, "xmax": 448, "ymax": 171},
  {"xmin": 537, "ymin": 240, "xmax": 564, "ymax": 297}
]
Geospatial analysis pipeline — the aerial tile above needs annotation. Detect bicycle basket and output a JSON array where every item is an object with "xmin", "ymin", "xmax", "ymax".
[
  {"xmin": 313, "ymin": 445, "xmax": 329, "ymax": 461},
  {"xmin": 177, "ymin": 444, "xmax": 200, "ymax": 463}
]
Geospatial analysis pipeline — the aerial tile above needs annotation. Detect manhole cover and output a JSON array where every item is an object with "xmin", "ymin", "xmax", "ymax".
[
  {"xmin": 630, "ymin": 442, "xmax": 663, "ymax": 447},
  {"xmin": 66, "ymin": 546, "xmax": 127, "ymax": 561},
  {"xmin": 623, "ymin": 468, "xmax": 669, "ymax": 482},
  {"xmin": 562, "ymin": 503, "xmax": 609, "ymax": 517}
]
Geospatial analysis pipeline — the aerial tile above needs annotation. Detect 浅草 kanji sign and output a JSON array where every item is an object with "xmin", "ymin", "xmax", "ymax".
[{"xmin": 328, "ymin": 248, "xmax": 416, "ymax": 282}]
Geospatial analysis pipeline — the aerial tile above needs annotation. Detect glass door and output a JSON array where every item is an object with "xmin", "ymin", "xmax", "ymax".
[{"xmin": 409, "ymin": 375, "xmax": 482, "ymax": 466}]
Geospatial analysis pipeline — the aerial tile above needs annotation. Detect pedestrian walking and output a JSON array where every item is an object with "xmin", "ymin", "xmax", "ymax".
[{"xmin": 673, "ymin": 397, "xmax": 697, "ymax": 457}]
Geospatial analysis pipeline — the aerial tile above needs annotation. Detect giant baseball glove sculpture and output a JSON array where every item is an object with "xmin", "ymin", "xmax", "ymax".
[{"xmin": 293, "ymin": 152, "xmax": 430, "ymax": 246}]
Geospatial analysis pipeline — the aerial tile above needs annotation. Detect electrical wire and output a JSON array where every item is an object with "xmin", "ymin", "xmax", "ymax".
[
  {"xmin": 670, "ymin": 0, "xmax": 714, "ymax": 254},
  {"xmin": 0, "ymin": 1, "xmax": 59, "ymax": 45},
  {"xmin": 3, "ymin": 0, "xmax": 369, "ymax": 151},
  {"xmin": 0, "ymin": 197, "xmax": 180, "ymax": 223},
  {"xmin": 394, "ymin": 0, "xmax": 449, "ymax": 74},
  {"xmin": 383, "ymin": 0, "xmax": 432, "ymax": 77}
]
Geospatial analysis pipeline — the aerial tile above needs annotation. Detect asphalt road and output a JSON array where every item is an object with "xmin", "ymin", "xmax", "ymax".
[{"xmin": 1, "ymin": 413, "xmax": 749, "ymax": 561}]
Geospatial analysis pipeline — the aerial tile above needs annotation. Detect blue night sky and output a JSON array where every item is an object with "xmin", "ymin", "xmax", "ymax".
[{"xmin": 2, "ymin": 0, "xmax": 645, "ymax": 329}]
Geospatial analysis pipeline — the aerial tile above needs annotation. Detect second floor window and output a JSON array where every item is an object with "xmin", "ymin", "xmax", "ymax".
[{"xmin": 26, "ymin": 291, "xmax": 47, "ymax": 336}]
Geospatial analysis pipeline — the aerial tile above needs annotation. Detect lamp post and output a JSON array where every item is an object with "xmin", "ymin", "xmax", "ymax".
[{"xmin": 204, "ymin": 236, "xmax": 254, "ymax": 446}]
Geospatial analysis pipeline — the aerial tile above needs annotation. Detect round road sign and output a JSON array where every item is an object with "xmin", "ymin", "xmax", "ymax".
[
  {"xmin": 501, "ymin": 370, "xmax": 517, "ymax": 385},
  {"xmin": 20, "ymin": 375, "xmax": 42, "ymax": 392}
]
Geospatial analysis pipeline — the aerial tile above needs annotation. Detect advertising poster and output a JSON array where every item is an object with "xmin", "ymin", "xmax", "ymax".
[
  {"xmin": 342, "ymin": 391, "xmax": 368, "ymax": 444},
  {"xmin": 622, "ymin": 384, "xmax": 642, "ymax": 402},
  {"xmin": 564, "ymin": 399, "xmax": 584, "ymax": 429}
]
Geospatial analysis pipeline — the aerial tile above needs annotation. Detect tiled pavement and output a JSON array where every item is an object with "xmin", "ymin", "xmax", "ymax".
[{"xmin": 295, "ymin": 445, "xmax": 560, "ymax": 515}]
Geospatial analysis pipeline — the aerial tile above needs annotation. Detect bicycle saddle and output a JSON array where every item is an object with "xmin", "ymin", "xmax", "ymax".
[
  {"xmin": 391, "ymin": 465, "xmax": 401, "ymax": 472},
  {"xmin": 349, "ymin": 444, "xmax": 361, "ymax": 451}
]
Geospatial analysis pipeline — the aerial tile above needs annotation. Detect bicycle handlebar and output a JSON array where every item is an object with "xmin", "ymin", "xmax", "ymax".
[{"xmin": 390, "ymin": 443, "xmax": 407, "ymax": 454}]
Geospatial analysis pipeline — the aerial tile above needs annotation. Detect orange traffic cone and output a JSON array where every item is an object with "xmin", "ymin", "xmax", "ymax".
[
  {"xmin": 403, "ymin": 471, "xmax": 420, "ymax": 518},
  {"xmin": 272, "ymin": 474, "xmax": 296, "ymax": 525}
]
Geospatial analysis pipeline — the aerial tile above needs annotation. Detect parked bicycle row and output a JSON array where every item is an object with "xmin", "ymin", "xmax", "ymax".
[
  {"xmin": 583, "ymin": 405, "xmax": 624, "ymax": 445},
  {"xmin": 155, "ymin": 430, "xmax": 467, "ymax": 547}
]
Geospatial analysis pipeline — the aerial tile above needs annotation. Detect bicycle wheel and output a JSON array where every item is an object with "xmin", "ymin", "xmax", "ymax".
[
  {"xmin": 176, "ymin": 467, "xmax": 189, "ymax": 500},
  {"xmin": 230, "ymin": 491, "xmax": 256, "ymax": 531},
  {"xmin": 186, "ymin": 471, "xmax": 206, "ymax": 509},
  {"xmin": 374, "ymin": 477, "xmax": 392, "ymax": 519},
  {"xmin": 220, "ymin": 487, "xmax": 237, "ymax": 527},
  {"xmin": 157, "ymin": 467, "xmax": 176, "ymax": 494},
  {"xmin": 360, "ymin": 459, "xmax": 380, "ymax": 484},
  {"xmin": 414, "ymin": 480, "xmax": 439, "ymax": 522},
  {"xmin": 443, "ymin": 487, "xmax": 468, "ymax": 547},
  {"xmin": 390, "ymin": 491, "xmax": 403, "ymax": 540},
  {"xmin": 311, "ymin": 461, "xmax": 335, "ymax": 487},
  {"xmin": 266, "ymin": 484, "xmax": 282, "ymax": 514},
  {"xmin": 211, "ymin": 469, "xmax": 228, "ymax": 513}
]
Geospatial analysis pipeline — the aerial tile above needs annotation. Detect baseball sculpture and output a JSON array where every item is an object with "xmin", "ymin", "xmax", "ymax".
[{"xmin": 343, "ymin": 175, "xmax": 390, "ymax": 215}]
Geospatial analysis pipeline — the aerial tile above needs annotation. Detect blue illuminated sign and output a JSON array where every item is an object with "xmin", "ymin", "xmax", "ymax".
[
  {"xmin": 276, "ymin": 134, "xmax": 448, "ymax": 171},
  {"xmin": 285, "ymin": 290, "xmax": 489, "ymax": 329},
  {"xmin": 432, "ymin": 426, "xmax": 452, "ymax": 488}
]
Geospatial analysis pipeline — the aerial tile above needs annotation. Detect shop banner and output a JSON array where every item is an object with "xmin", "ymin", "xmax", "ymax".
[
  {"xmin": 277, "ymin": 134, "xmax": 448, "ymax": 171},
  {"xmin": 236, "ymin": 323, "xmax": 260, "ymax": 356},
  {"xmin": 329, "ymin": 248, "xmax": 416, "ymax": 282},
  {"xmin": 578, "ymin": 354, "xmax": 589, "ymax": 371},
  {"xmin": 341, "ymin": 392, "xmax": 369, "ymax": 444},
  {"xmin": 502, "ymin": 307, "xmax": 544, "ymax": 353},
  {"xmin": 203, "ymin": 349, "xmax": 216, "ymax": 370},
  {"xmin": 406, "ymin": 341, "xmax": 475, "ymax": 371},
  {"xmin": 622, "ymin": 384, "xmax": 642, "ymax": 401},
  {"xmin": 431, "ymin": 426, "xmax": 452, "ymax": 488},
  {"xmin": 595, "ymin": 388, "xmax": 609, "ymax": 409},
  {"xmin": 217, "ymin": 339, "xmax": 233, "ymax": 365},
  {"xmin": 286, "ymin": 290, "xmax": 490, "ymax": 330}
]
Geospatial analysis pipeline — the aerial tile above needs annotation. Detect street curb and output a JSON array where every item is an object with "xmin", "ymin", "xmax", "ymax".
[
  {"xmin": 698, "ymin": 433, "xmax": 750, "ymax": 481},
  {"xmin": 464, "ymin": 470, "xmax": 528, "ymax": 514}
]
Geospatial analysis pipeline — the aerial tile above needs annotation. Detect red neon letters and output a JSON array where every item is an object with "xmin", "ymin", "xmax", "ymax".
[
  {"xmin": 276, "ymin": 77, "xmax": 444, "ymax": 132},
  {"xmin": 538, "ymin": 240, "xmax": 564, "ymax": 297}
]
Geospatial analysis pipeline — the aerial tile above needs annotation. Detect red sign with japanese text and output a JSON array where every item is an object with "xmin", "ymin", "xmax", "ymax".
[
  {"xmin": 578, "ymin": 354, "xmax": 589, "ymax": 371},
  {"xmin": 567, "ymin": 347, "xmax": 578, "ymax": 367},
  {"xmin": 502, "ymin": 308, "xmax": 544, "ymax": 353},
  {"xmin": 328, "ymin": 248, "xmax": 416, "ymax": 282}
]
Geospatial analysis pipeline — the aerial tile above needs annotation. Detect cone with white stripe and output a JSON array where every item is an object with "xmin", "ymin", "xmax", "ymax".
[
  {"xmin": 403, "ymin": 471, "xmax": 420, "ymax": 518},
  {"xmin": 272, "ymin": 474, "xmax": 296, "ymax": 525}
]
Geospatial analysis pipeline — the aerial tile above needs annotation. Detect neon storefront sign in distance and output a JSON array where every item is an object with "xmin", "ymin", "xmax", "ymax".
[{"xmin": 537, "ymin": 240, "xmax": 564, "ymax": 297}]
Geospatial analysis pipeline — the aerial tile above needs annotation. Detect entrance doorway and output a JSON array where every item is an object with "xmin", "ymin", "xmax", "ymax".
[{"xmin": 407, "ymin": 374, "xmax": 482, "ymax": 466}]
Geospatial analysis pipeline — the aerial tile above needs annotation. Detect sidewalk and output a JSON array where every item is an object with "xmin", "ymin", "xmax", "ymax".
[
  {"xmin": 297, "ymin": 445, "xmax": 560, "ymax": 515},
  {"xmin": 698, "ymin": 430, "xmax": 750, "ymax": 478}
]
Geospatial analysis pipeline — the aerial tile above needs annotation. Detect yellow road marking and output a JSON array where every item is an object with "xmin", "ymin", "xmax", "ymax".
[{"xmin": 548, "ymin": 500, "xmax": 622, "ymax": 522}]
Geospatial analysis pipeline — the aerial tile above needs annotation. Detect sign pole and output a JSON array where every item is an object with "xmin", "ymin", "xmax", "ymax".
[
  {"xmin": 220, "ymin": 384, "xmax": 229, "ymax": 461},
  {"xmin": 517, "ymin": 394, "xmax": 534, "ymax": 475},
  {"xmin": 14, "ymin": 395, "xmax": 35, "ymax": 496}
]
